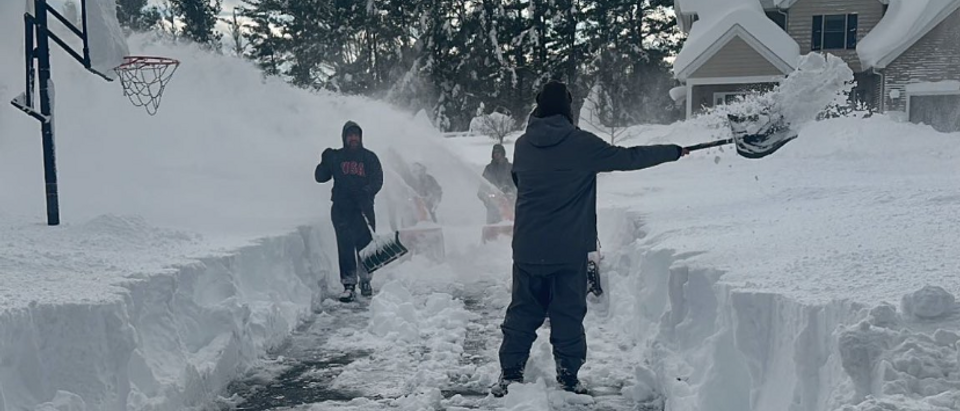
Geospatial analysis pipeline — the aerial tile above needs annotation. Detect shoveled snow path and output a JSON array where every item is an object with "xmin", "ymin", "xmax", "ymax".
[{"xmin": 226, "ymin": 238, "xmax": 664, "ymax": 411}]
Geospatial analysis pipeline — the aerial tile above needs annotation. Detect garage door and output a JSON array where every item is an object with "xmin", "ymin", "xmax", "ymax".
[{"xmin": 909, "ymin": 94, "xmax": 960, "ymax": 133}]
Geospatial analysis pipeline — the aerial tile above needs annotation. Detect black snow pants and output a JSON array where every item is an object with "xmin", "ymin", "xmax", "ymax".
[
  {"xmin": 498, "ymin": 261, "xmax": 588, "ymax": 378},
  {"xmin": 331, "ymin": 201, "xmax": 375, "ymax": 286}
]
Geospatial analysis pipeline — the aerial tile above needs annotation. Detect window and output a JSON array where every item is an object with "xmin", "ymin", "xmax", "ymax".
[
  {"xmin": 714, "ymin": 92, "xmax": 747, "ymax": 106},
  {"xmin": 765, "ymin": 11, "xmax": 787, "ymax": 30},
  {"xmin": 812, "ymin": 14, "xmax": 858, "ymax": 51}
]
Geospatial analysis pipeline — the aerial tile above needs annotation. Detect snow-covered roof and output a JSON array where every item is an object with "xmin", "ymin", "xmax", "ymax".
[
  {"xmin": 858, "ymin": 0, "xmax": 960, "ymax": 69},
  {"xmin": 673, "ymin": 2, "xmax": 800, "ymax": 81}
]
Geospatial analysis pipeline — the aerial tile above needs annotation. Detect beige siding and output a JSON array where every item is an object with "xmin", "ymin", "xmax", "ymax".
[
  {"xmin": 690, "ymin": 36, "xmax": 784, "ymax": 78},
  {"xmin": 787, "ymin": 0, "xmax": 886, "ymax": 71},
  {"xmin": 882, "ymin": 8, "xmax": 960, "ymax": 112},
  {"xmin": 691, "ymin": 83, "xmax": 778, "ymax": 115}
]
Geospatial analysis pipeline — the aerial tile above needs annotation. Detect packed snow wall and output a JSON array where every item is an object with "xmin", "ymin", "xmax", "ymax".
[
  {"xmin": 0, "ymin": 223, "xmax": 333, "ymax": 411},
  {"xmin": 593, "ymin": 210, "xmax": 960, "ymax": 411}
]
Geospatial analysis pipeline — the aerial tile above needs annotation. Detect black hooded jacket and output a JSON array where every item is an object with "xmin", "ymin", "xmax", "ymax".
[
  {"xmin": 512, "ymin": 115, "xmax": 681, "ymax": 265},
  {"xmin": 315, "ymin": 121, "xmax": 384, "ymax": 207}
]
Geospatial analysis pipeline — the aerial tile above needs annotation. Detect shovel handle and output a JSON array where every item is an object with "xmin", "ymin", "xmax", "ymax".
[{"xmin": 684, "ymin": 138, "xmax": 734, "ymax": 152}]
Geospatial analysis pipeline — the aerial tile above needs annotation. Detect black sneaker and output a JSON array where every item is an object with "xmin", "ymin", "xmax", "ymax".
[
  {"xmin": 359, "ymin": 281, "xmax": 373, "ymax": 297},
  {"xmin": 491, "ymin": 369, "xmax": 524, "ymax": 397},
  {"xmin": 338, "ymin": 286, "xmax": 356, "ymax": 303}
]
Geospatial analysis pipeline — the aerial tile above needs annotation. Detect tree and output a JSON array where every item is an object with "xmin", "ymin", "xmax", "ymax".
[
  {"xmin": 171, "ymin": 0, "xmax": 223, "ymax": 48},
  {"xmin": 222, "ymin": 7, "xmax": 248, "ymax": 57},
  {"xmin": 116, "ymin": 0, "xmax": 161, "ymax": 32}
]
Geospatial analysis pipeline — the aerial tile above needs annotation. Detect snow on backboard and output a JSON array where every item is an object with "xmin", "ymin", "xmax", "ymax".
[
  {"xmin": 83, "ymin": 0, "xmax": 129, "ymax": 80},
  {"xmin": 29, "ymin": 0, "xmax": 129, "ymax": 80}
]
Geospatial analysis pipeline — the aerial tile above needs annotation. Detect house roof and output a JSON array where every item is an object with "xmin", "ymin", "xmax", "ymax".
[
  {"xmin": 673, "ymin": 2, "xmax": 800, "ymax": 81},
  {"xmin": 858, "ymin": 0, "xmax": 960, "ymax": 69}
]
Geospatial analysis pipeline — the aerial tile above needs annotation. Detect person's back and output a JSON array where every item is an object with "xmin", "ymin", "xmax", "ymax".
[
  {"xmin": 494, "ymin": 80, "xmax": 686, "ymax": 397},
  {"xmin": 512, "ymin": 101, "xmax": 682, "ymax": 265}
]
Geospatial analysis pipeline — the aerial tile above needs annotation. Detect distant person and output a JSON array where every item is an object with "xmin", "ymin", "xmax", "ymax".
[
  {"xmin": 409, "ymin": 162, "xmax": 442, "ymax": 222},
  {"xmin": 479, "ymin": 143, "xmax": 515, "ymax": 223},
  {"xmin": 492, "ymin": 80, "xmax": 688, "ymax": 397},
  {"xmin": 315, "ymin": 121, "xmax": 384, "ymax": 303}
]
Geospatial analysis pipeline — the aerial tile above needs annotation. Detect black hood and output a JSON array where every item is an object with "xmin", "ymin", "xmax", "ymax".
[
  {"xmin": 341, "ymin": 121, "xmax": 363, "ymax": 148},
  {"xmin": 524, "ymin": 114, "xmax": 576, "ymax": 148}
]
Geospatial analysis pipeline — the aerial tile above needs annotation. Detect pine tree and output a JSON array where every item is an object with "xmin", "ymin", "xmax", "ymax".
[
  {"xmin": 223, "ymin": 7, "xmax": 248, "ymax": 57},
  {"xmin": 240, "ymin": 0, "xmax": 287, "ymax": 76},
  {"xmin": 116, "ymin": 0, "xmax": 161, "ymax": 32},
  {"xmin": 171, "ymin": 0, "xmax": 223, "ymax": 48}
]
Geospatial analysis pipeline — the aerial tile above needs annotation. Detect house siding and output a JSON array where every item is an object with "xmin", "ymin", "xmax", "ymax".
[
  {"xmin": 691, "ymin": 83, "xmax": 778, "ymax": 115},
  {"xmin": 786, "ymin": 0, "xmax": 885, "ymax": 71},
  {"xmin": 690, "ymin": 36, "xmax": 785, "ymax": 78},
  {"xmin": 882, "ymin": 8, "xmax": 960, "ymax": 113}
]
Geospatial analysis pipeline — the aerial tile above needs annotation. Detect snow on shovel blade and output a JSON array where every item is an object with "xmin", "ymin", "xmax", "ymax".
[
  {"xmin": 359, "ymin": 231, "xmax": 409, "ymax": 274},
  {"xmin": 728, "ymin": 114, "xmax": 798, "ymax": 159}
]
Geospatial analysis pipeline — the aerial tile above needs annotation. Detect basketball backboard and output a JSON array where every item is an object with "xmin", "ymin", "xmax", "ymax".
[{"xmin": 38, "ymin": 0, "xmax": 129, "ymax": 80}]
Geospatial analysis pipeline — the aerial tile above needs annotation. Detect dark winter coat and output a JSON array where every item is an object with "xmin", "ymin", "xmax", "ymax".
[
  {"xmin": 511, "ymin": 114, "xmax": 682, "ymax": 265},
  {"xmin": 315, "ymin": 121, "xmax": 384, "ymax": 208},
  {"xmin": 482, "ymin": 160, "xmax": 515, "ymax": 194}
]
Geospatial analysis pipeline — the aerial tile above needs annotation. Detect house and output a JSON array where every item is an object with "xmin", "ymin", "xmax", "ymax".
[{"xmin": 672, "ymin": 0, "xmax": 960, "ymax": 132}]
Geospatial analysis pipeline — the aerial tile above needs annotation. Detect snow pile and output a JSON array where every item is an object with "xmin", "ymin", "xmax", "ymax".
[
  {"xmin": 837, "ymin": 287, "xmax": 960, "ymax": 411},
  {"xmin": 673, "ymin": 0, "xmax": 799, "ymax": 80},
  {"xmin": 902, "ymin": 286, "xmax": 957, "ymax": 320},
  {"xmin": 857, "ymin": 0, "xmax": 960, "ymax": 69}
]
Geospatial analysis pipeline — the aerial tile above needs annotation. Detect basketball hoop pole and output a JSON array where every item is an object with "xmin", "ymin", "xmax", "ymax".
[
  {"xmin": 34, "ymin": 0, "xmax": 59, "ymax": 226},
  {"xmin": 10, "ymin": 0, "xmax": 109, "ymax": 226}
]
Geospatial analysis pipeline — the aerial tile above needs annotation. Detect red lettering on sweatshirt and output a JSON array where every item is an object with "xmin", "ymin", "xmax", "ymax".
[{"xmin": 340, "ymin": 161, "xmax": 366, "ymax": 177}]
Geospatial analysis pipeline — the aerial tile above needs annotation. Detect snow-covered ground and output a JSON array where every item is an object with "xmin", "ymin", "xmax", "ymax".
[{"xmin": 3, "ymin": 1, "xmax": 960, "ymax": 409}]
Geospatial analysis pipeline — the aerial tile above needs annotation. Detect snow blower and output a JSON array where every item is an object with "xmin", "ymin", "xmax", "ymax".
[
  {"xmin": 381, "ymin": 152, "xmax": 445, "ymax": 262},
  {"xmin": 481, "ymin": 189, "xmax": 515, "ymax": 243},
  {"xmin": 685, "ymin": 114, "xmax": 798, "ymax": 158},
  {"xmin": 396, "ymin": 196, "xmax": 445, "ymax": 262}
]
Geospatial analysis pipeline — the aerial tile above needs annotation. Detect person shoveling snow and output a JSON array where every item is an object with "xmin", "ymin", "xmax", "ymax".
[
  {"xmin": 492, "ymin": 80, "xmax": 690, "ymax": 397},
  {"xmin": 316, "ymin": 121, "xmax": 406, "ymax": 303}
]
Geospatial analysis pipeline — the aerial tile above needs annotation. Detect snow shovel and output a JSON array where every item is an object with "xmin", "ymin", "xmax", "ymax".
[
  {"xmin": 684, "ymin": 114, "xmax": 798, "ymax": 159},
  {"xmin": 359, "ymin": 215, "xmax": 409, "ymax": 274}
]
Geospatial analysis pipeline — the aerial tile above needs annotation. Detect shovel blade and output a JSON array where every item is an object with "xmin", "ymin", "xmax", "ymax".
[
  {"xmin": 359, "ymin": 231, "xmax": 410, "ymax": 274},
  {"xmin": 728, "ymin": 114, "xmax": 798, "ymax": 159}
]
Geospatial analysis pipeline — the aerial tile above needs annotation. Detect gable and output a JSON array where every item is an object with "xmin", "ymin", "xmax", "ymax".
[
  {"xmin": 690, "ymin": 36, "xmax": 785, "ymax": 78},
  {"xmin": 887, "ymin": 6, "xmax": 960, "ymax": 68}
]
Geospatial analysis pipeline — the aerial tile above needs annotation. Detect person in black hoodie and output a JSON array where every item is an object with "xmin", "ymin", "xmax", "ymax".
[
  {"xmin": 315, "ymin": 121, "xmax": 384, "ymax": 302},
  {"xmin": 479, "ymin": 144, "xmax": 516, "ymax": 224},
  {"xmin": 492, "ymin": 81, "xmax": 688, "ymax": 396}
]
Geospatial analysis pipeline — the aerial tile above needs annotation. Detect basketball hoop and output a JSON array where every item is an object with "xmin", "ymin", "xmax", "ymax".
[{"xmin": 113, "ymin": 56, "xmax": 180, "ymax": 116}]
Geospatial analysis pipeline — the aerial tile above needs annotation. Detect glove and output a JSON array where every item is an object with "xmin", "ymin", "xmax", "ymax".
[{"xmin": 320, "ymin": 148, "xmax": 334, "ymax": 163}]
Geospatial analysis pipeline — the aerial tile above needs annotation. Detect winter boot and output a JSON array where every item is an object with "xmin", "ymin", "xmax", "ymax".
[
  {"xmin": 490, "ymin": 368, "xmax": 524, "ymax": 397},
  {"xmin": 557, "ymin": 371, "xmax": 590, "ymax": 395},
  {"xmin": 359, "ymin": 281, "xmax": 373, "ymax": 297},
  {"xmin": 339, "ymin": 285, "xmax": 356, "ymax": 303}
]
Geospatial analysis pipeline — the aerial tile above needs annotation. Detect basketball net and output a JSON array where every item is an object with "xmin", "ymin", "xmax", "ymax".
[{"xmin": 114, "ymin": 56, "xmax": 179, "ymax": 116}]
